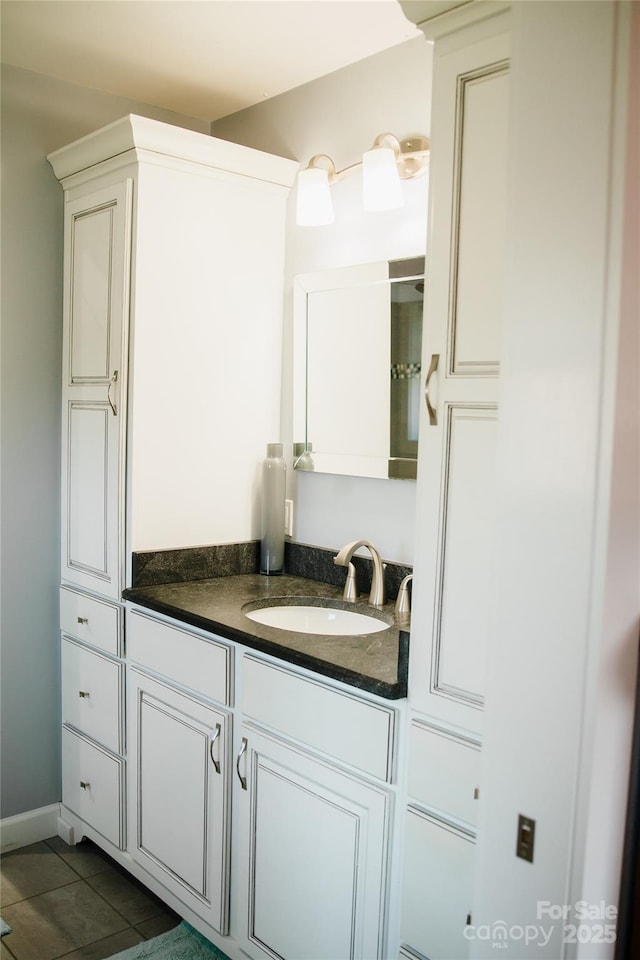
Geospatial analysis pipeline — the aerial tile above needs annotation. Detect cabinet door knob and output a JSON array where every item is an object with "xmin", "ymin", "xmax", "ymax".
[
  {"xmin": 424, "ymin": 353, "xmax": 440, "ymax": 426},
  {"xmin": 80, "ymin": 781, "xmax": 90, "ymax": 790},
  {"xmin": 77, "ymin": 617, "xmax": 88, "ymax": 625},
  {"xmin": 78, "ymin": 691, "xmax": 90, "ymax": 699},
  {"xmin": 236, "ymin": 737, "xmax": 248, "ymax": 791},
  {"xmin": 210, "ymin": 723, "xmax": 221, "ymax": 774}
]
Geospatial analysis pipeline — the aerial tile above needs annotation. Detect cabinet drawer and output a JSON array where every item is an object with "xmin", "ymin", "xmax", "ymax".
[
  {"xmin": 128, "ymin": 610, "xmax": 231, "ymax": 706},
  {"xmin": 242, "ymin": 656, "xmax": 394, "ymax": 781},
  {"xmin": 60, "ymin": 587, "xmax": 121, "ymax": 656},
  {"xmin": 408, "ymin": 720, "xmax": 481, "ymax": 826},
  {"xmin": 62, "ymin": 727, "xmax": 124, "ymax": 849},
  {"xmin": 62, "ymin": 639, "xmax": 123, "ymax": 754}
]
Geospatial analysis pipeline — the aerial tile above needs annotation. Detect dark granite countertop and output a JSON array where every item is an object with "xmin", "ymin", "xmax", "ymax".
[{"xmin": 123, "ymin": 574, "xmax": 409, "ymax": 700}]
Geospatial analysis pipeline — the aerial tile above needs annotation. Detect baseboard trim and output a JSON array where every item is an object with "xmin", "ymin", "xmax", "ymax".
[{"xmin": 0, "ymin": 803, "xmax": 62, "ymax": 853}]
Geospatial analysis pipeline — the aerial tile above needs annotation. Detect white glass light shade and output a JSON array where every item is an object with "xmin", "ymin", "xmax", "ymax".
[
  {"xmin": 362, "ymin": 146, "xmax": 403, "ymax": 211},
  {"xmin": 296, "ymin": 167, "xmax": 334, "ymax": 226}
]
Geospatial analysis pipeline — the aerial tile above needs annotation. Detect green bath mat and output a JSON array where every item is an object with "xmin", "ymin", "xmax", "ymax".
[{"xmin": 108, "ymin": 922, "xmax": 231, "ymax": 960}]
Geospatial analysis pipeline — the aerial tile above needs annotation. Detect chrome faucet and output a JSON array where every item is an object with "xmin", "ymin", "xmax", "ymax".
[{"xmin": 334, "ymin": 540, "xmax": 386, "ymax": 608}]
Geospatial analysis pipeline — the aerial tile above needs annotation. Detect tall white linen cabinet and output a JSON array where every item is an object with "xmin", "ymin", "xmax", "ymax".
[
  {"xmin": 47, "ymin": 116, "xmax": 297, "ymax": 908},
  {"xmin": 400, "ymin": 8, "xmax": 510, "ymax": 960}
]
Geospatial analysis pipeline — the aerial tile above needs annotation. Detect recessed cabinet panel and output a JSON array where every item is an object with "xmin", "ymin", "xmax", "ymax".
[
  {"xmin": 138, "ymin": 694, "xmax": 208, "ymax": 893},
  {"xmin": 451, "ymin": 64, "xmax": 509, "ymax": 375},
  {"xmin": 69, "ymin": 206, "xmax": 113, "ymax": 382},
  {"xmin": 408, "ymin": 720, "xmax": 481, "ymax": 827},
  {"xmin": 253, "ymin": 758, "xmax": 360, "ymax": 959},
  {"xmin": 239, "ymin": 726, "xmax": 389, "ymax": 960},
  {"xmin": 67, "ymin": 403, "xmax": 110, "ymax": 578},
  {"xmin": 434, "ymin": 405, "xmax": 498, "ymax": 706},
  {"xmin": 129, "ymin": 669, "xmax": 229, "ymax": 934},
  {"xmin": 401, "ymin": 808, "xmax": 474, "ymax": 960},
  {"xmin": 410, "ymin": 23, "xmax": 508, "ymax": 735}
]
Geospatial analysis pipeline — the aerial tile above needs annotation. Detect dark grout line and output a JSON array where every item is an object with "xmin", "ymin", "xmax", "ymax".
[{"xmin": 0, "ymin": 839, "xmax": 177, "ymax": 958}]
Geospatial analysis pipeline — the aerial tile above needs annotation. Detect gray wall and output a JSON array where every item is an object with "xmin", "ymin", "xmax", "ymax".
[
  {"xmin": 213, "ymin": 36, "xmax": 432, "ymax": 564},
  {"xmin": 0, "ymin": 64, "xmax": 207, "ymax": 818}
]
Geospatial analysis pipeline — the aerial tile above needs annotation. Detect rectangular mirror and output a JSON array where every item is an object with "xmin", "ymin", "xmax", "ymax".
[{"xmin": 293, "ymin": 256, "xmax": 425, "ymax": 480}]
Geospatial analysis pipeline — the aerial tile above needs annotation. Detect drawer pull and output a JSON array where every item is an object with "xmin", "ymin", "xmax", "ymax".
[
  {"xmin": 80, "ymin": 781, "xmax": 90, "ymax": 790},
  {"xmin": 473, "ymin": 787, "xmax": 480, "ymax": 800},
  {"xmin": 78, "ymin": 690, "xmax": 90, "ymax": 699},
  {"xmin": 77, "ymin": 617, "xmax": 89, "ymax": 625},
  {"xmin": 236, "ymin": 737, "xmax": 248, "ymax": 791},
  {"xmin": 210, "ymin": 724, "xmax": 221, "ymax": 775}
]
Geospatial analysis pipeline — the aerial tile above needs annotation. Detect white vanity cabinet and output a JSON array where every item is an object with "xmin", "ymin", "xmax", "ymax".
[
  {"xmin": 126, "ymin": 610, "xmax": 232, "ymax": 934},
  {"xmin": 121, "ymin": 606, "xmax": 398, "ymax": 960},
  {"xmin": 236, "ymin": 656, "xmax": 395, "ymax": 960}
]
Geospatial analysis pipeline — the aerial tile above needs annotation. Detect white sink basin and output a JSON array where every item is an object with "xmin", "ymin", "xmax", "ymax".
[{"xmin": 244, "ymin": 603, "xmax": 388, "ymax": 636}]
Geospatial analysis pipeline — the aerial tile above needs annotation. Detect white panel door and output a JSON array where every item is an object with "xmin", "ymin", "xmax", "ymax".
[
  {"xmin": 236, "ymin": 725, "xmax": 390, "ymax": 960},
  {"xmin": 128, "ymin": 668, "xmax": 230, "ymax": 934},
  {"xmin": 61, "ymin": 180, "xmax": 132, "ymax": 599},
  {"xmin": 401, "ymin": 807, "xmax": 475, "ymax": 960},
  {"xmin": 410, "ymin": 24, "xmax": 510, "ymax": 734}
]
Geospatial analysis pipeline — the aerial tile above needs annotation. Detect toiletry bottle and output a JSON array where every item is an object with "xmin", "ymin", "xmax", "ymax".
[{"xmin": 260, "ymin": 443, "xmax": 286, "ymax": 575}]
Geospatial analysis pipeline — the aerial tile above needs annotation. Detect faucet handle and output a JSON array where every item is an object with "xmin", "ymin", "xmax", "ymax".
[
  {"xmin": 395, "ymin": 574, "xmax": 413, "ymax": 619},
  {"xmin": 342, "ymin": 562, "xmax": 358, "ymax": 602}
]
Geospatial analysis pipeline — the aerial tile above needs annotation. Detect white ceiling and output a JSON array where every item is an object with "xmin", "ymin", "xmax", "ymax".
[{"xmin": 1, "ymin": 0, "xmax": 423, "ymax": 122}]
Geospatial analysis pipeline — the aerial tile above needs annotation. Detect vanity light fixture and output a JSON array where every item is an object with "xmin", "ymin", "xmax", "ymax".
[
  {"xmin": 295, "ymin": 154, "xmax": 336, "ymax": 225},
  {"xmin": 295, "ymin": 133, "xmax": 429, "ymax": 226}
]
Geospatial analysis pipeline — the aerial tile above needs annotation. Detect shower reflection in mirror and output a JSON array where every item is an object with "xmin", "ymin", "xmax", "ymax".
[{"xmin": 293, "ymin": 256, "xmax": 424, "ymax": 480}]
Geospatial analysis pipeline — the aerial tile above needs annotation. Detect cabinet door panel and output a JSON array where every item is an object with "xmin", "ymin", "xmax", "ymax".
[
  {"xmin": 401, "ymin": 808, "xmax": 474, "ymax": 960},
  {"xmin": 69, "ymin": 205, "xmax": 114, "ymax": 382},
  {"xmin": 139, "ymin": 696, "xmax": 208, "ymax": 892},
  {"xmin": 61, "ymin": 180, "xmax": 131, "ymax": 599},
  {"xmin": 129, "ymin": 669, "xmax": 229, "ymax": 934},
  {"xmin": 253, "ymin": 761, "xmax": 359, "ymax": 959},
  {"xmin": 238, "ymin": 726, "xmax": 389, "ymax": 960},
  {"xmin": 434, "ymin": 404, "xmax": 498, "ymax": 705},
  {"xmin": 451, "ymin": 62, "xmax": 510, "ymax": 374},
  {"xmin": 411, "ymin": 24, "xmax": 510, "ymax": 735},
  {"xmin": 66, "ymin": 403, "xmax": 113, "ymax": 581}
]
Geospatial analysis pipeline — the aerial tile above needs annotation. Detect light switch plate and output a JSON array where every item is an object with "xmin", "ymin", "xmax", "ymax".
[{"xmin": 516, "ymin": 814, "xmax": 535, "ymax": 862}]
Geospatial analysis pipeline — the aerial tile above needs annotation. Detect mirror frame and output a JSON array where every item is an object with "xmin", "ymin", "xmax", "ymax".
[{"xmin": 293, "ymin": 256, "xmax": 425, "ymax": 480}]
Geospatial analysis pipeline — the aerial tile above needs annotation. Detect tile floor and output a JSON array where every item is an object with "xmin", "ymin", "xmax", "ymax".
[{"xmin": 0, "ymin": 836, "xmax": 180, "ymax": 960}]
